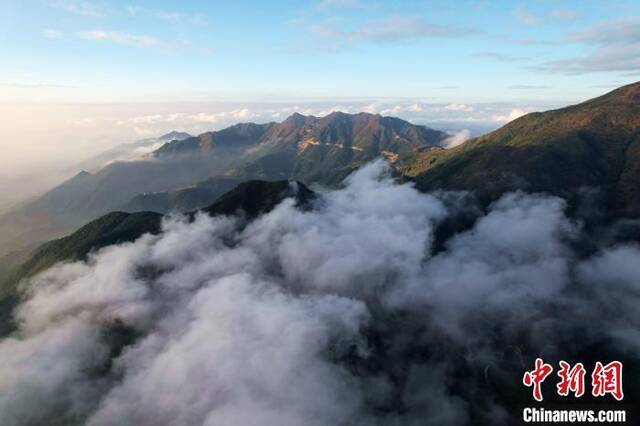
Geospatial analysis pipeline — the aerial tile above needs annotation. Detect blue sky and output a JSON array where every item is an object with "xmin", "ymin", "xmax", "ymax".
[
  {"xmin": 1, "ymin": 0, "xmax": 638, "ymax": 103},
  {"xmin": 0, "ymin": 0, "xmax": 639, "ymax": 202}
]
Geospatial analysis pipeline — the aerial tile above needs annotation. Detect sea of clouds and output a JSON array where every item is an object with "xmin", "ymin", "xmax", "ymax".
[{"xmin": 1, "ymin": 161, "xmax": 638, "ymax": 425}]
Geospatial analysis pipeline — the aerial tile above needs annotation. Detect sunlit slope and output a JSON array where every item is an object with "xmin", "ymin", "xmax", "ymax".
[{"xmin": 402, "ymin": 82, "xmax": 640, "ymax": 216}]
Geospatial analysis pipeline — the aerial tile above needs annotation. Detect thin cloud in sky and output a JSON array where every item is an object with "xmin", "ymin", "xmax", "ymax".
[
  {"xmin": 513, "ymin": 6, "xmax": 580, "ymax": 26},
  {"xmin": 9, "ymin": 1, "xmax": 638, "ymax": 103},
  {"xmin": 0, "ymin": 82, "xmax": 72, "ymax": 88},
  {"xmin": 126, "ymin": 5, "xmax": 207, "ymax": 25},
  {"xmin": 309, "ymin": 15, "xmax": 482, "ymax": 46},
  {"xmin": 316, "ymin": 0, "xmax": 364, "ymax": 10},
  {"xmin": 104, "ymin": 101, "xmax": 537, "ymax": 141},
  {"xmin": 51, "ymin": 0, "xmax": 106, "ymax": 17},
  {"xmin": 53, "ymin": 1, "xmax": 207, "ymax": 26},
  {"xmin": 474, "ymin": 51, "xmax": 528, "ymax": 62},
  {"xmin": 445, "ymin": 103, "xmax": 473, "ymax": 112},
  {"xmin": 536, "ymin": 17, "xmax": 640, "ymax": 74},
  {"xmin": 569, "ymin": 17, "xmax": 640, "ymax": 44},
  {"xmin": 43, "ymin": 29, "xmax": 64, "ymax": 40},
  {"xmin": 551, "ymin": 8, "xmax": 580, "ymax": 20},
  {"xmin": 511, "ymin": 38, "xmax": 557, "ymax": 46},
  {"xmin": 537, "ymin": 47, "xmax": 640, "ymax": 74},
  {"xmin": 509, "ymin": 85, "xmax": 551, "ymax": 90},
  {"xmin": 512, "ymin": 7, "xmax": 539, "ymax": 26},
  {"xmin": 78, "ymin": 30, "xmax": 212, "ymax": 55},
  {"xmin": 79, "ymin": 30, "xmax": 164, "ymax": 48}
]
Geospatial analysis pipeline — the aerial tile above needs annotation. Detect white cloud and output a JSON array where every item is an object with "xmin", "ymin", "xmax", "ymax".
[
  {"xmin": 509, "ymin": 85, "xmax": 551, "ymax": 90},
  {"xmin": 445, "ymin": 103, "xmax": 473, "ymax": 112},
  {"xmin": 380, "ymin": 105, "xmax": 402, "ymax": 116},
  {"xmin": 43, "ymin": 29, "xmax": 63, "ymax": 40},
  {"xmin": 231, "ymin": 108, "xmax": 251, "ymax": 120},
  {"xmin": 190, "ymin": 112, "xmax": 222, "ymax": 123},
  {"xmin": 126, "ymin": 6, "xmax": 207, "ymax": 25},
  {"xmin": 569, "ymin": 17, "xmax": 640, "ymax": 45},
  {"xmin": 116, "ymin": 114, "xmax": 165, "ymax": 125},
  {"xmin": 551, "ymin": 9, "xmax": 580, "ymax": 21},
  {"xmin": 79, "ymin": 30, "xmax": 163, "ymax": 48},
  {"xmin": 2, "ymin": 162, "xmax": 639, "ymax": 424},
  {"xmin": 0, "ymin": 82, "xmax": 70, "ymax": 88},
  {"xmin": 103, "ymin": 101, "xmax": 547, "ymax": 145},
  {"xmin": 474, "ymin": 51, "xmax": 526, "ymax": 62},
  {"xmin": 78, "ymin": 30, "xmax": 211, "ymax": 55},
  {"xmin": 116, "ymin": 109, "xmax": 257, "ymax": 136},
  {"xmin": 361, "ymin": 103, "xmax": 379, "ymax": 114},
  {"xmin": 67, "ymin": 117, "xmax": 97, "ymax": 128},
  {"xmin": 317, "ymin": 105, "xmax": 352, "ymax": 116},
  {"xmin": 537, "ymin": 17, "xmax": 640, "ymax": 74},
  {"xmin": 316, "ymin": 0, "xmax": 363, "ymax": 10},
  {"xmin": 512, "ymin": 7, "xmax": 539, "ymax": 25},
  {"xmin": 442, "ymin": 129, "xmax": 470, "ymax": 148},
  {"xmin": 52, "ymin": 0, "xmax": 106, "ymax": 17},
  {"xmin": 133, "ymin": 127, "xmax": 154, "ymax": 136},
  {"xmin": 309, "ymin": 15, "xmax": 480, "ymax": 47},
  {"xmin": 492, "ymin": 108, "xmax": 528, "ymax": 123}
]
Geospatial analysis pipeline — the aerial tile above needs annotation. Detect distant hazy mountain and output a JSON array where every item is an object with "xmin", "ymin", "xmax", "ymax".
[
  {"xmin": 153, "ymin": 124, "xmax": 273, "ymax": 157},
  {"xmin": 401, "ymin": 81, "xmax": 640, "ymax": 217},
  {"xmin": 0, "ymin": 132, "xmax": 247, "ymax": 254},
  {"xmin": 75, "ymin": 131, "xmax": 193, "ymax": 172},
  {"xmin": 0, "ymin": 113, "xmax": 443, "ymax": 256}
]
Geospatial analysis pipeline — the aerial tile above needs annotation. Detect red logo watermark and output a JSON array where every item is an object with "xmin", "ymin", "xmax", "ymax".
[{"xmin": 523, "ymin": 358, "xmax": 623, "ymax": 402}]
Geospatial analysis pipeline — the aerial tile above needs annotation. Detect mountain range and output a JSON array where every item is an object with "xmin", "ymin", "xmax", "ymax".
[
  {"xmin": 1, "ymin": 82, "xmax": 639, "ymax": 424},
  {"xmin": 0, "ymin": 112, "xmax": 447, "ymax": 255},
  {"xmin": 1, "ymin": 82, "xmax": 640, "ymax": 290}
]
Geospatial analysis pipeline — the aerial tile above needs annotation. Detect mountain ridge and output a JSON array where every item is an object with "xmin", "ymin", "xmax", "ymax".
[
  {"xmin": 402, "ymin": 81, "xmax": 640, "ymax": 217},
  {"xmin": 224, "ymin": 111, "xmax": 446, "ymax": 184},
  {"xmin": 153, "ymin": 123, "xmax": 275, "ymax": 157},
  {"xmin": 0, "ymin": 112, "xmax": 445, "ymax": 256}
]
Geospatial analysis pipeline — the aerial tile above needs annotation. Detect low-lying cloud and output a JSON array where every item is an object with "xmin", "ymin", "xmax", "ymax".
[
  {"xmin": 442, "ymin": 129, "xmax": 470, "ymax": 148},
  {"xmin": 493, "ymin": 108, "xmax": 528, "ymax": 123},
  {"xmin": 1, "ymin": 161, "xmax": 638, "ymax": 425}
]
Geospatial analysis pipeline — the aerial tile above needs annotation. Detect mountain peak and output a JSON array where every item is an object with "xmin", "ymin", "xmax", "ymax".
[
  {"xmin": 282, "ymin": 112, "xmax": 312, "ymax": 127},
  {"xmin": 282, "ymin": 111, "xmax": 404, "ymax": 125},
  {"xmin": 153, "ymin": 124, "xmax": 274, "ymax": 157},
  {"xmin": 64, "ymin": 170, "xmax": 92, "ymax": 185},
  {"xmin": 323, "ymin": 110, "xmax": 349, "ymax": 118},
  {"xmin": 159, "ymin": 131, "xmax": 192, "ymax": 142}
]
